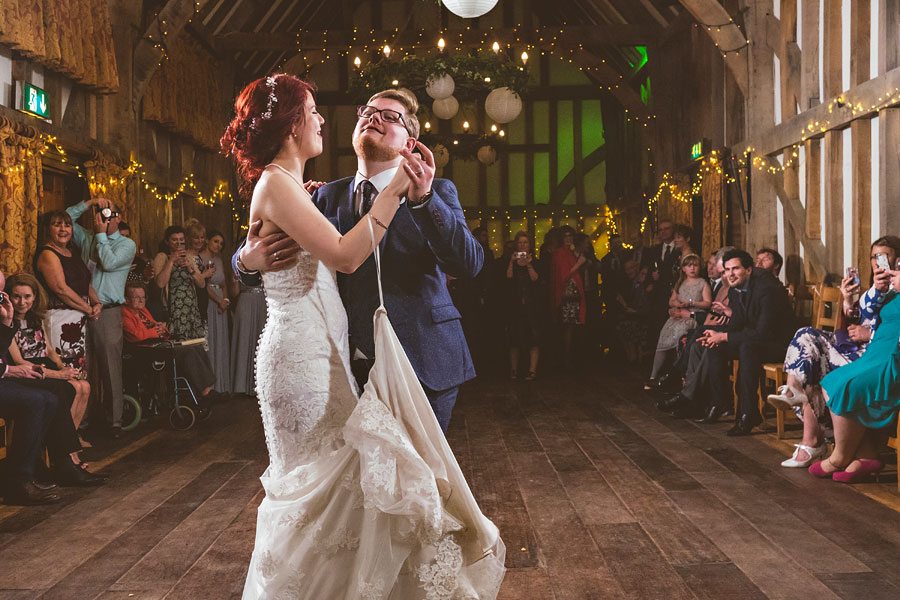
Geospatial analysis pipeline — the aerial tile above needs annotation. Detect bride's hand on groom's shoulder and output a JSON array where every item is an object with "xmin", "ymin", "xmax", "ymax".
[
  {"xmin": 242, "ymin": 220, "xmax": 302, "ymax": 272},
  {"xmin": 303, "ymin": 180, "xmax": 326, "ymax": 195}
]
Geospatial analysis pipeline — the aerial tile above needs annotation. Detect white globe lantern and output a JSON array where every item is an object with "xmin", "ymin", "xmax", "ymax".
[
  {"xmin": 432, "ymin": 144, "xmax": 450, "ymax": 169},
  {"xmin": 442, "ymin": 0, "xmax": 499, "ymax": 19},
  {"xmin": 484, "ymin": 87, "xmax": 522, "ymax": 124},
  {"xmin": 426, "ymin": 73, "xmax": 455, "ymax": 100},
  {"xmin": 477, "ymin": 145, "xmax": 497, "ymax": 166},
  {"xmin": 432, "ymin": 96, "xmax": 459, "ymax": 120}
]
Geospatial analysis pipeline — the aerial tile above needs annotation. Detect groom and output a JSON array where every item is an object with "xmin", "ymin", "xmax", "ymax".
[{"xmin": 233, "ymin": 88, "xmax": 483, "ymax": 432}]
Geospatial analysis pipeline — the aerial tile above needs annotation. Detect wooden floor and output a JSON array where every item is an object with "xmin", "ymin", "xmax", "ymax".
[{"xmin": 3, "ymin": 369, "xmax": 900, "ymax": 599}]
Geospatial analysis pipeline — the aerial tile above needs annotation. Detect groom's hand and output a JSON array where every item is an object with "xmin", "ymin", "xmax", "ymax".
[
  {"xmin": 402, "ymin": 142, "xmax": 435, "ymax": 204},
  {"xmin": 241, "ymin": 220, "xmax": 301, "ymax": 272}
]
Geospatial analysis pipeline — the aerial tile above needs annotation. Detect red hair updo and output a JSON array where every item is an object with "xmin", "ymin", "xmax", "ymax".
[{"xmin": 221, "ymin": 73, "xmax": 317, "ymax": 199}]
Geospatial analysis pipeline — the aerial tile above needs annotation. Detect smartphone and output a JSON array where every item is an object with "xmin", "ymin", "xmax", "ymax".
[
  {"xmin": 514, "ymin": 251, "xmax": 528, "ymax": 259},
  {"xmin": 0, "ymin": 292, "xmax": 5, "ymax": 305},
  {"xmin": 846, "ymin": 267, "xmax": 860, "ymax": 285},
  {"xmin": 875, "ymin": 252, "xmax": 891, "ymax": 271}
]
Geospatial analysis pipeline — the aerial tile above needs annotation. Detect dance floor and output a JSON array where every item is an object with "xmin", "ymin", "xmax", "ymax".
[{"xmin": 3, "ymin": 371, "xmax": 900, "ymax": 599}]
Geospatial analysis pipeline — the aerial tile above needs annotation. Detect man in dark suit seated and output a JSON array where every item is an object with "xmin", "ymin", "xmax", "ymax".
[
  {"xmin": 694, "ymin": 249, "xmax": 796, "ymax": 436},
  {"xmin": 233, "ymin": 88, "xmax": 483, "ymax": 433},
  {"xmin": 0, "ymin": 269, "xmax": 60, "ymax": 505}
]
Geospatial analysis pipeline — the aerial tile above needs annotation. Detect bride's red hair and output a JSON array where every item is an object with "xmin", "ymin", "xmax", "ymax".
[{"xmin": 221, "ymin": 73, "xmax": 317, "ymax": 199}]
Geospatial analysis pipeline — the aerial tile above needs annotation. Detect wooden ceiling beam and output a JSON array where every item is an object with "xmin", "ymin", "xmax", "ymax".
[{"xmin": 216, "ymin": 24, "xmax": 654, "ymax": 52}]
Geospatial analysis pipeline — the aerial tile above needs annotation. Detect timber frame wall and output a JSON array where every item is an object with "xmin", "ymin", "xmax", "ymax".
[{"xmin": 695, "ymin": 0, "xmax": 899, "ymax": 286}]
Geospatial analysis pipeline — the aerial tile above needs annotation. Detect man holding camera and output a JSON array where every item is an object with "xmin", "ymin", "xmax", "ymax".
[{"xmin": 66, "ymin": 198, "xmax": 136, "ymax": 437}]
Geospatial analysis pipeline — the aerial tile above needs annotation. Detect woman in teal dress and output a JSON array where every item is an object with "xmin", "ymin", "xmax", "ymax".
[{"xmin": 811, "ymin": 265, "xmax": 900, "ymax": 482}]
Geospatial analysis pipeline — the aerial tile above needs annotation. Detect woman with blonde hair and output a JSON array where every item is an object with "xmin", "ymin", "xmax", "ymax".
[{"xmin": 645, "ymin": 253, "xmax": 711, "ymax": 389}]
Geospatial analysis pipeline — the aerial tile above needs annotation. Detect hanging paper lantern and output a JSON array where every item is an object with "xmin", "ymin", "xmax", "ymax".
[
  {"xmin": 426, "ymin": 73, "xmax": 455, "ymax": 100},
  {"xmin": 442, "ymin": 0, "xmax": 499, "ymax": 18},
  {"xmin": 432, "ymin": 144, "xmax": 450, "ymax": 168},
  {"xmin": 484, "ymin": 87, "xmax": 522, "ymax": 124},
  {"xmin": 477, "ymin": 145, "xmax": 497, "ymax": 165},
  {"xmin": 432, "ymin": 96, "xmax": 459, "ymax": 120}
]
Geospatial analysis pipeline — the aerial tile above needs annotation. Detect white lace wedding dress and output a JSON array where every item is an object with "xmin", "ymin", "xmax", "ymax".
[{"xmin": 242, "ymin": 216, "xmax": 506, "ymax": 599}]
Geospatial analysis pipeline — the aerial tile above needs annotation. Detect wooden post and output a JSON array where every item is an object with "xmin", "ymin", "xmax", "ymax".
[
  {"xmin": 805, "ymin": 138, "xmax": 821, "ymax": 241},
  {"xmin": 800, "ymin": 0, "xmax": 821, "ymax": 110},
  {"xmin": 851, "ymin": 1, "xmax": 872, "ymax": 281},
  {"xmin": 879, "ymin": 1, "xmax": 900, "ymax": 234}
]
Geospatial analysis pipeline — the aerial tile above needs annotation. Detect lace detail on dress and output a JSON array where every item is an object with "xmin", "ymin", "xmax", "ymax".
[
  {"xmin": 416, "ymin": 536, "xmax": 467, "ymax": 600},
  {"xmin": 358, "ymin": 579, "xmax": 385, "ymax": 600},
  {"xmin": 273, "ymin": 573, "xmax": 305, "ymax": 600},
  {"xmin": 312, "ymin": 525, "xmax": 360, "ymax": 556},
  {"xmin": 257, "ymin": 551, "xmax": 281, "ymax": 580}
]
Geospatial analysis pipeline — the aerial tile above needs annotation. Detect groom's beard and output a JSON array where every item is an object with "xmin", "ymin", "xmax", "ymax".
[{"xmin": 353, "ymin": 135, "xmax": 401, "ymax": 162}]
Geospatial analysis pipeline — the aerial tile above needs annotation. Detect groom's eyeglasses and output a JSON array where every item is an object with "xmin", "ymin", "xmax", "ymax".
[{"xmin": 357, "ymin": 105, "xmax": 412, "ymax": 136}]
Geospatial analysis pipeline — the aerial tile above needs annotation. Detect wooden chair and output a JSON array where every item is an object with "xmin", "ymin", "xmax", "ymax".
[{"xmin": 887, "ymin": 417, "xmax": 900, "ymax": 492}]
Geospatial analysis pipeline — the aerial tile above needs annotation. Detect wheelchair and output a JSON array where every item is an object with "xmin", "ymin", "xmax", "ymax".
[{"xmin": 122, "ymin": 339, "xmax": 211, "ymax": 431}]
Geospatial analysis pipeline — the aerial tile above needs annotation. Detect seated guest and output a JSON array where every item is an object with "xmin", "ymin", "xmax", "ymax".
[
  {"xmin": 768, "ymin": 236, "xmax": 900, "ymax": 467},
  {"xmin": 695, "ymin": 249, "xmax": 796, "ymax": 435},
  {"xmin": 810, "ymin": 262, "xmax": 900, "ymax": 482},
  {"xmin": 0, "ymin": 272, "xmax": 60, "ymax": 505},
  {"xmin": 755, "ymin": 247, "xmax": 784, "ymax": 278},
  {"xmin": 5, "ymin": 274, "xmax": 91, "ymax": 446},
  {"xmin": 645, "ymin": 253, "xmax": 710, "ymax": 389},
  {"xmin": 122, "ymin": 281, "xmax": 216, "ymax": 401},
  {"xmin": 657, "ymin": 252, "xmax": 733, "ymax": 419},
  {"xmin": 0, "ymin": 270, "xmax": 105, "ymax": 495}
]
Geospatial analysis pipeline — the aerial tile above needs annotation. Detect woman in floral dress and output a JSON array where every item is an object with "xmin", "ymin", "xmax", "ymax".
[{"xmin": 151, "ymin": 226, "xmax": 208, "ymax": 341}]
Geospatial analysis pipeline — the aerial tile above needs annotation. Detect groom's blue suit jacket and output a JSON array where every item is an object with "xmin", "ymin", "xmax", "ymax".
[{"xmin": 235, "ymin": 176, "xmax": 483, "ymax": 392}]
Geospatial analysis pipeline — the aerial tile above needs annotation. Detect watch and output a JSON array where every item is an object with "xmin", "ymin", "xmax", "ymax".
[{"xmin": 409, "ymin": 189, "xmax": 433, "ymax": 207}]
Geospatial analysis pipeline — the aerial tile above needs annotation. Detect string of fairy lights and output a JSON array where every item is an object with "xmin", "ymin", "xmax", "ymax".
[
  {"xmin": 14, "ymin": 134, "xmax": 236, "ymax": 222},
  {"xmin": 283, "ymin": 24, "xmax": 631, "ymax": 92}
]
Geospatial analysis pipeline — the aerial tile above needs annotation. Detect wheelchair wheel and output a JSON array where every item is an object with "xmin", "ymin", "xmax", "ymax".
[
  {"xmin": 169, "ymin": 405, "xmax": 196, "ymax": 430},
  {"xmin": 121, "ymin": 394, "xmax": 142, "ymax": 431}
]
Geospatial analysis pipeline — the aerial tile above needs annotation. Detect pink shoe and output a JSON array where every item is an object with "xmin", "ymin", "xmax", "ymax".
[
  {"xmin": 808, "ymin": 459, "xmax": 843, "ymax": 479},
  {"xmin": 833, "ymin": 459, "xmax": 883, "ymax": 483}
]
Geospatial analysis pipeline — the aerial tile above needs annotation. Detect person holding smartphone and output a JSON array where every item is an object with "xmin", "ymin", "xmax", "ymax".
[
  {"xmin": 505, "ymin": 231, "xmax": 543, "ymax": 380},
  {"xmin": 151, "ymin": 226, "xmax": 208, "ymax": 341}
]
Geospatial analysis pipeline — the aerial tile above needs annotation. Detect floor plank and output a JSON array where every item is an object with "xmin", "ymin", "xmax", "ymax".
[{"xmin": 1, "ymin": 374, "xmax": 899, "ymax": 599}]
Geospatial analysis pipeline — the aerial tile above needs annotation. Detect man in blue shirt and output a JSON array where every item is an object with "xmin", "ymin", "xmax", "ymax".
[{"xmin": 67, "ymin": 198, "xmax": 136, "ymax": 437}]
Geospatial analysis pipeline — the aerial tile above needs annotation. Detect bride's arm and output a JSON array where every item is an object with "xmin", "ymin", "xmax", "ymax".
[{"xmin": 263, "ymin": 167, "xmax": 410, "ymax": 274}]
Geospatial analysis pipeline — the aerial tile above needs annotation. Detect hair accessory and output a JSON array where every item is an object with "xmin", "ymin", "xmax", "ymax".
[{"xmin": 261, "ymin": 75, "xmax": 278, "ymax": 120}]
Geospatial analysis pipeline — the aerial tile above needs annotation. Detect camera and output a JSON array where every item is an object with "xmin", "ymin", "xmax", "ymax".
[{"xmin": 97, "ymin": 206, "xmax": 119, "ymax": 222}]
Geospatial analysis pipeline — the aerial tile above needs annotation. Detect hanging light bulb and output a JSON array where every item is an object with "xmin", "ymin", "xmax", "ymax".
[
  {"xmin": 521, "ymin": 51, "xmax": 529, "ymax": 64},
  {"xmin": 438, "ymin": 37, "xmax": 446, "ymax": 51},
  {"xmin": 492, "ymin": 41, "xmax": 500, "ymax": 53},
  {"xmin": 463, "ymin": 121, "xmax": 470, "ymax": 130},
  {"xmin": 499, "ymin": 129, "xmax": 505, "ymax": 137},
  {"xmin": 383, "ymin": 45, "xmax": 391, "ymax": 57},
  {"xmin": 353, "ymin": 56, "xmax": 361, "ymax": 68},
  {"xmin": 491, "ymin": 124, "xmax": 497, "ymax": 132},
  {"xmin": 392, "ymin": 79, "xmax": 399, "ymax": 85},
  {"xmin": 424, "ymin": 121, "xmax": 431, "ymax": 130}
]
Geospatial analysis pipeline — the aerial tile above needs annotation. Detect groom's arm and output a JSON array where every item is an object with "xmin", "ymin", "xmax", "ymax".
[
  {"xmin": 231, "ymin": 220, "xmax": 303, "ymax": 286},
  {"xmin": 232, "ymin": 239, "xmax": 262, "ymax": 287},
  {"xmin": 407, "ymin": 178, "xmax": 483, "ymax": 278}
]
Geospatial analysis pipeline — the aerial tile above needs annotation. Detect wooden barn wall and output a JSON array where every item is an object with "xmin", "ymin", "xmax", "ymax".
[{"xmin": 0, "ymin": 0, "xmax": 237, "ymax": 274}]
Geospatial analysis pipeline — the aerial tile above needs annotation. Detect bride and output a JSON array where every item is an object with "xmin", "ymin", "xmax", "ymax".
[{"xmin": 221, "ymin": 75, "xmax": 505, "ymax": 599}]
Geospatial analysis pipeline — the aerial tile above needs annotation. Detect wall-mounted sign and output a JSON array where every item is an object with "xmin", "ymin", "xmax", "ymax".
[
  {"xmin": 16, "ymin": 82, "xmax": 51, "ymax": 121},
  {"xmin": 690, "ymin": 139, "xmax": 708, "ymax": 161}
]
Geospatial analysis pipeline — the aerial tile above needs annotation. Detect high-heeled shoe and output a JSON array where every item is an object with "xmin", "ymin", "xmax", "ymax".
[
  {"xmin": 832, "ymin": 459, "xmax": 883, "ymax": 483},
  {"xmin": 808, "ymin": 459, "xmax": 844, "ymax": 479},
  {"xmin": 767, "ymin": 384, "xmax": 807, "ymax": 411}
]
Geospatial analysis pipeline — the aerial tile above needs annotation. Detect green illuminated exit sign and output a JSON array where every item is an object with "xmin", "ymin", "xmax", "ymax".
[
  {"xmin": 690, "ymin": 139, "xmax": 707, "ymax": 161},
  {"xmin": 18, "ymin": 82, "xmax": 50, "ymax": 120}
]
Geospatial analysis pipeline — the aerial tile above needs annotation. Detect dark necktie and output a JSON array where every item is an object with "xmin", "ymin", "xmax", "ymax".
[
  {"xmin": 357, "ymin": 180, "xmax": 377, "ymax": 218},
  {"xmin": 662, "ymin": 244, "xmax": 670, "ymax": 263}
]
